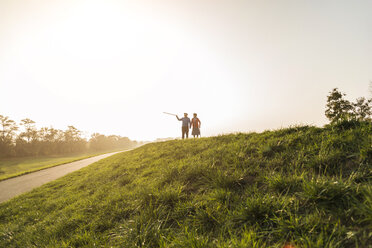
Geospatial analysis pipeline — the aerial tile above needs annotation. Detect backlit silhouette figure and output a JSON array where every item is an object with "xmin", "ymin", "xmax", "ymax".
[
  {"xmin": 191, "ymin": 113, "xmax": 201, "ymax": 138},
  {"xmin": 176, "ymin": 113, "xmax": 190, "ymax": 139}
]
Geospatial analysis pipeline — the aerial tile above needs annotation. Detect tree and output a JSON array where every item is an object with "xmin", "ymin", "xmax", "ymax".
[
  {"xmin": 325, "ymin": 88, "xmax": 371, "ymax": 123},
  {"xmin": 325, "ymin": 88, "xmax": 353, "ymax": 123},
  {"xmin": 89, "ymin": 133, "xmax": 135, "ymax": 151},
  {"xmin": 352, "ymin": 97, "xmax": 372, "ymax": 121},
  {"xmin": 16, "ymin": 118, "xmax": 40, "ymax": 156},
  {"xmin": 20, "ymin": 118, "xmax": 37, "ymax": 143},
  {"xmin": 0, "ymin": 115, "xmax": 18, "ymax": 141},
  {"xmin": 0, "ymin": 115, "xmax": 18, "ymax": 157},
  {"xmin": 63, "ymin": 126, "xmax": 87, "ymax": 153}
]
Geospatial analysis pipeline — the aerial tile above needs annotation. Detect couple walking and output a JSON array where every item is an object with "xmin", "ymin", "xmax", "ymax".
[{"xmin": 176, "ymin": 113, "xmax": 201, "ymax": 139}]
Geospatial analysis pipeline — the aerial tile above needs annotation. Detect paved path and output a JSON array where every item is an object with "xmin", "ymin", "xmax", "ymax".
[{"xmin": 0, "ymin": 151, "xmax": 123, "ymax": 203}]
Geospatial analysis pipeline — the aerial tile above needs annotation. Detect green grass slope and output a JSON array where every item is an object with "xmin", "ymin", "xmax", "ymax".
[
  {"xmin": 0, "ymin": 150, "xmax": 119, "ymax": 181},
  {"xmin": 0, "ymin": 121, "xmax": 371, "ymax": 247}
]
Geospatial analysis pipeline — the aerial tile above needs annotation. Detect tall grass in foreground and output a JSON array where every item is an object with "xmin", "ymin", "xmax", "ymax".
[{"xmin": 0, "ymin": 121, "xmax": 371, "ymax": 247}]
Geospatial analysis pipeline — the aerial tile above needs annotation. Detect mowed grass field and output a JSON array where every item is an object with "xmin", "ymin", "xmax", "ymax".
[
  {"xmin": 0, "ymin": 150, "xmax": 123, "ymax": 181},
  {"xmin": 0, "ymin": 121, "xmax": 371, "ymax": 247}
]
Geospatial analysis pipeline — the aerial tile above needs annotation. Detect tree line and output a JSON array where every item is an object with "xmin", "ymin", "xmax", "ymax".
[{"xmin": 0, "ymin": 116, "xmax": 138, "ymax": 158}]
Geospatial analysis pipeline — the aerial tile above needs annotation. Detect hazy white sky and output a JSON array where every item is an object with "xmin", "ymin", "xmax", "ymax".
[{"xmin": 1, "ymin": 0, "xmax": 371, "ymax": 141}]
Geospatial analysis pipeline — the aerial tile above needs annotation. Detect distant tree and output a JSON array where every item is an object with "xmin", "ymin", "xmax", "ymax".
[
  {"xmin": 352, "ymin": 97, "xmax": 372, "ymax": 121},
  {"xmin": 325, "ymin": 88, "xmax": 371, "ymax": 123},
  {"xmin": 0, "ymin": 114, "xmax": 137, "ymax": 157},
  {"xmin": 89, "ymin": 133, "xmax": 135, "ymax": 152},
  {"xmin": 89, "ymin": 133, "xmax": 109, "ymax": 151},
  {"xmin": 0, "ymin": 115, "xmax": 18, "ymax": 141},
  {"xmin": 20, "ymin": 118, "xmax": 37, "ymax": 143},
  {"xmin": 16, "ymin": 118, "xmax": 40, "ymax": 156},
  {"xmin": 0, "ymin": 115, "xmax": 18, "ymax": 157},
  {"xmin": 325, "ymin": 88, "xmax": 353, "ymax": 123},
  {"xmin": 64, "ymin": 126, "xmax": 81, "ymax": 142},
  {"xmin": 63, "ymin": 126, "xmax": 87, "ymax": 153},
  {"xmin": 38, "ymin": 127, "xmax": 60, "ymax": 155}
]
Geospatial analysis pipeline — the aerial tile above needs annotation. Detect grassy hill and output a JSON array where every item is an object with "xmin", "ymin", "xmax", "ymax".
[
  {"xmin": 0, "ymin": 121, "xmax": 371, "ymax": 247},
  {"xmin": 0, "ymin": 149, "xmax": 125, "ymax": 181}
]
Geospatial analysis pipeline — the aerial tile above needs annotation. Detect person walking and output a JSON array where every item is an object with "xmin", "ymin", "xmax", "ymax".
[
  {"xmin": 191, "ymin": 113, "xmax": 201, "ymax": 138},
  {"xmin": 176, "ymin": 113, "xmax": 191, "ymax": 139}
]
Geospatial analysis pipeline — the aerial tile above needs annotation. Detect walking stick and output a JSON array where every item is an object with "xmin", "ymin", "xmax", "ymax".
[{"xmin": 163, "ymin": 112, "xmax": 178, "ymax": 116}]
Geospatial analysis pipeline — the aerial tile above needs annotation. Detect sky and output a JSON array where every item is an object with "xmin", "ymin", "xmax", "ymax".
[{"xmin": 0, "ymin": 0, "xmax": 371, "ymax": 141}]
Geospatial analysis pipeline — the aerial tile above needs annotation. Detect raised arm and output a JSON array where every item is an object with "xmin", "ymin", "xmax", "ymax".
[{"xmin": 176, "ymin": 115, "xmax": 181, "ymax": 121}]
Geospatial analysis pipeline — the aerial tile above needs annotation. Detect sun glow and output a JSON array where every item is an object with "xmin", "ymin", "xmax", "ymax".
[{"xmin": 1, "ymin": 0, "xmax": 371, "ymax": 140}]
